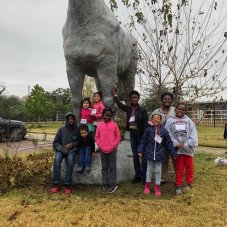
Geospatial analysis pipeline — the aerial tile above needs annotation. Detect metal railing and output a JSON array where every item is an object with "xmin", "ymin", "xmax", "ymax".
[{"xmin": 189, "ymin": 109, "xmax": 227, "ymax": 127}]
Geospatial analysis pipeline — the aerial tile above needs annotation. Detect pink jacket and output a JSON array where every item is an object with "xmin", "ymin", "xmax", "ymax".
[
  {"xmin": 95, "ymin": 121, "xmax": 121, "ymax": 153},
  {"xmin": 80, "ymin": 108, "xmax": 93, "ymax": 124},
  {"xmin": 92, "ymin": 101, "xmax": 105, "ymax": 125}
]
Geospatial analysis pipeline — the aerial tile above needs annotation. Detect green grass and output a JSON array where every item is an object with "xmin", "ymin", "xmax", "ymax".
[
  {"xmin": 0, "ymin": 153, "xmax": 226, "ymax": 226},
  {"xmin": 27, "ymin": 122, "xmax": 62, "ymax": 134},
  {"xmin": 197, "ymin": 126, "xmax": 227, "ymax": 148}
]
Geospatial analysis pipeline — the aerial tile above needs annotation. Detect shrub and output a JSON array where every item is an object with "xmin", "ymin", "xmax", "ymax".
[{"xmin": 0, "ymin": 150, "xmax": 54, "ymax": 193}]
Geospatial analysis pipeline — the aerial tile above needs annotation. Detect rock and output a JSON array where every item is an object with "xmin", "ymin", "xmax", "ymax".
[{"xmin": 60, "ymin": 138, "xmax": 134, "ymax": 184}]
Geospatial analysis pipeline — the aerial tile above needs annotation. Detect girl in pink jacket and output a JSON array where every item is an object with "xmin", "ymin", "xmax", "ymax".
[
  {"xmin": 95, "ymin": 107, "xmax": 121, "ymax": 194},
  {"xmin": 80, "ymin": 97, "xmax": 94, "ymax": 133},
  {"xmin": 92, "ymin": 91, "xmax": 105, "ymax": 126}
]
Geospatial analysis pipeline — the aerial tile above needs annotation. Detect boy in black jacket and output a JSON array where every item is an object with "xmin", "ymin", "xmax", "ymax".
[
  {"xmin": 77, "ymin": 124, "xmax": 95, "ymax": 173},
  {"xmin": 112, "ymin": 89, "xmax": 149, "ymax": 184}
]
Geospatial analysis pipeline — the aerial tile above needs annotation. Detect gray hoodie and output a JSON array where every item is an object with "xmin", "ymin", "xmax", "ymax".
[
  {"xmin": 53, "ymin": 112, "xmax": 78, "ymax": 153},
  {"xmin": 165, "ymin": 115, "xmax": 198, "ymax": 157}
]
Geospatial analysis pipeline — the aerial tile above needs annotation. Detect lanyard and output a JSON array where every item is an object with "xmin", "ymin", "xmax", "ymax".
[{"xmin": 155, "ymin": 126, "xmax": 160, "ymax": 135}]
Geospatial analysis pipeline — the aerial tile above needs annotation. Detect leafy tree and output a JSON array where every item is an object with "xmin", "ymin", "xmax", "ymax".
[
  {"xmin": 47, "ymin": 88, "xmax": 72, "ymax": 113},
  {"xmin": 109, "ymin": 0, "xmax": 227, "ymax": 103},
  {"xmin": 0, "ymin": 95, "xmax": 25, "ymax": 120},
  {"xmin": 25, "ymin": 85, "xmax": 53, "ymax": 122}
]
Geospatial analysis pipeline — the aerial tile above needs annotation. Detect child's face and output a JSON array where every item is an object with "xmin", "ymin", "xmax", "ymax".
[
  {"xmin": 93, "ymin": 94, "xmax": 101, "ymax": 102},
  {"xmin": 130, "ymin": 94, "xmax": 139, "ymax": 106},
  {"xmin": 152, "ymin": 115, "xmax": 161, "ymax": 126},
  {"xmin": 175, "ymin": 104, "xmax": 186, "ymax": 118},
  {"xmin": 80, "ymin": 129, "xmax": 88, "ymax": 138},
  {"xmin": 67, "ymin": 116, "xmax": 75, "ymax": 125},
  {"xmin": 103, "ymin": 111, "xmax": 112, "ymax": 123},
  {"xmin": 83, "ymin": 101, "xmax": 90, "ymax": 109}
]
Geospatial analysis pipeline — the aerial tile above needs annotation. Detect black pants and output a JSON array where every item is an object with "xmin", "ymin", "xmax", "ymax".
[{"xmin": 100, "ymin": 150, "xmax": 117, "ymax": 186}]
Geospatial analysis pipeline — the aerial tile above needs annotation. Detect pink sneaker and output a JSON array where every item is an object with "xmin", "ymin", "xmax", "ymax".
[
  {"xmin": 64, "ymin": 187, "xmax": 72, "ymax": 195},
  {"xmin": 144, "ymin": 182, "xmax": 151, "ymax": 195},
  {"xmin": 50, "ymin": 187, "xmax": 59, "ymax": 193},
  {"xmin": 154, "ymin": 184, "xmax": 161, "ymax": 197}
]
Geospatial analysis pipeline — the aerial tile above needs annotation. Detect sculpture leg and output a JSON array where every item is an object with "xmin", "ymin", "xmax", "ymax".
[
  {"xmin": 96, "ymin": 63, "xmax": 117, "ymax": 107},
  {"xmin": 66, "ymin": 60, "xmax": 85, "ymax": 125},
  {"xmin": 94, "ymin": 77, "xmax": 102, "ymax": 92}
]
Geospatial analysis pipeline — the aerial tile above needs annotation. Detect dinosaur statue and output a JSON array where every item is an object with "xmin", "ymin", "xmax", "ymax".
[{"xmin": 63, "ymin": 0, "xmax": 137, "ymax": 124}]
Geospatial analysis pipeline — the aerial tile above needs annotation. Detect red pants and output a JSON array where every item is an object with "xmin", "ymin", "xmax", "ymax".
[{"xmin": 175, "ymin": 154, "xmax": 194, "ymax": 187}]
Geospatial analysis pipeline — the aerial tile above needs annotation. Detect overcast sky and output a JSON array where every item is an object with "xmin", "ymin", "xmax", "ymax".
[
  {"xmin": 0, "ymin": 0, "xmax": 68, "ymax": 97},
  {"xmin": 0, "ymin": 0, "xmax": 226, "ymax": 98}
]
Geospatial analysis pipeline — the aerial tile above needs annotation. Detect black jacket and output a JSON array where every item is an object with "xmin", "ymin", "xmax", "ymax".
[
  {"xmin": 114, "ymin": 96, "xmax": 148, "ymax": 139},
  {"xmin": 77, "ymin": 133, "xmax": 95, "ymax": 152},
  {"xmin": 224, "ymin": 123, "xmax": 227, "ymax": 139}
]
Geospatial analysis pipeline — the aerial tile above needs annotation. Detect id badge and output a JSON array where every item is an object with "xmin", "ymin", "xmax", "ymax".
[
  {"xmin": 175, "ymin": 124, "xmax": 186, "ymax": 131},
  {"xmin": 91, "ymin": 109, "xmax": 97, "ymax": 115},
  {"xmin": 80, "ymin": 118, "xmax": 87, "ymax": 124},
  {"xmin": 155, "ymin": 134, "xmax": 162, "ymax": 144},
  {"xmin": 129, "ymin": 116, "xmax": 135, "ymax": 122}
]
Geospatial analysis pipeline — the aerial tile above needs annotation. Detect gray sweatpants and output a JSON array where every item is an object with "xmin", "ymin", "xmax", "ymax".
[
  {"xmin": 146, "ymin": 160, "xmax": 162, "ymax": 185},
  {"xmin": 100, "ymin": 150, "xmax": 117, "ymax": 186}
]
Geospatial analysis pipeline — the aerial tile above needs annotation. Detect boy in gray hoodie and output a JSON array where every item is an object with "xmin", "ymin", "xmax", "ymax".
[
  {"xmin": 165, "ymin": 103, "xmax": 198, "ymax": 195},
  {"xmin": 51, "ymin": 112, "xmax": 78, "ymax": 194}
]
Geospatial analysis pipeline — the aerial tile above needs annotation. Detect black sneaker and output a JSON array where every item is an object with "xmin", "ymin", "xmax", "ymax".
[
  {"xmin": 131, "ymin": 177, "xmax": 141, "ymax": 184},
  {"xmin": 102, "ymin": 185, "xmax": 109, "ymax": 193},
  {"xmin": 160, "ymin": 178, "xmax": 168, "ymax": 184},
  {"xmin": 106, "ymin": 185, "xmax": 118, "ymax": 194}
]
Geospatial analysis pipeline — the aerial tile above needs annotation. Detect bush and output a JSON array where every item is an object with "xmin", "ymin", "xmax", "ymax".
[{"xmin": 0, "ymin": 150, "xmax": 54, "ymax": 193}]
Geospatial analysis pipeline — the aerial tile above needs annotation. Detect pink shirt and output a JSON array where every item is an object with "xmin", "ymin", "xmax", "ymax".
[
  {"xmin": 92, "ymin": 101, "xmax": 105, "ymax": 125},
  {"xmin": 80, "ymin": 108, "xmax": 93, "ymax": 124},
  {"xmin": 95, "ymin": 121, "xmax": 121, "ymax": 153}
]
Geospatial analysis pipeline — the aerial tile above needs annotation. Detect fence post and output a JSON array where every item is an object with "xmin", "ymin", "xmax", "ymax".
[{"xmin": 213, "ymin": 100, "xmax": 216, "ymax": 128}]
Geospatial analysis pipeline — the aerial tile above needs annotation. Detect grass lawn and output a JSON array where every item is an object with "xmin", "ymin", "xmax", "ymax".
[
  {"xmin": 197, "ymin": 126, "xmax": 227, "ymax": 148},
  {"xmin": 0, "ymin": 152, "xmax": 227, "ymax": 226},
  {"xmin": 27, "ymin": 122, "xmax": 62, "ymax": 134}
]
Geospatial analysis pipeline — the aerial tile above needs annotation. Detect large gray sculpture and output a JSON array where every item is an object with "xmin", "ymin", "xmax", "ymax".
[{"xmin": 63, "ymin": 0, "xmax": 137, "ymax": 123}]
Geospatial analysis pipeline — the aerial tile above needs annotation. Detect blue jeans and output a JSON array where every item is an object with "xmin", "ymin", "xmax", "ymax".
[
  {"xmin": 52, "ymin": 151, "xmax": 75, "ymax": 187},
  {"xmin": 146, "ymin": 160, "xmax": 162, "ymax": 185},
  {"xmin": 78, "ymin": 146, "xmax": 92, "ymax": 168},
  {"xmin": 130, "ymin": 130, "xmax": 147, "ymax": 179}
]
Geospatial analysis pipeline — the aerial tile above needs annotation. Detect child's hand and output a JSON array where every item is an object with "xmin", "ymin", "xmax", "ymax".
[
  {"xmin": 92, "ymin": 152, "xmax": 98, "ymax": 158},
  {"xmin": 65, "ymin": 143, "xmax": 73, "ymax": 150},
  {"xmin": 178, "ymin": 143, "xmax": 184, "ymax": 149},
  {"xmin": 111, "ymin": 86, "xmax": 117, "ymax": 97},
  {"xmin": 138, "ymin": 152, "xmax": 143, "ymax": 157}
]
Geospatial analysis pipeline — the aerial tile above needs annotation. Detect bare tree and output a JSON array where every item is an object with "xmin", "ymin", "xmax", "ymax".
[
  {"xmin": 0, "ymin": 81, "xmax": 6, "ymax": 95},
  {"xmin": 109, "ymin": 0, "xmax": 227, "ymax": 104}
]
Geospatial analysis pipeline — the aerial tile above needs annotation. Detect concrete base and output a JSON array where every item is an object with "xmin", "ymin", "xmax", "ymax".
[{"xmin": 60, "ymin": 138, "xmax": 134, "ymax": 185}]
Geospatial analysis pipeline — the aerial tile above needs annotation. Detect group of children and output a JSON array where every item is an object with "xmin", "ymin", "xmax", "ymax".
[{"xmin": 51, "ymin": 90, "xmax": 198, "ymax": 197}]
